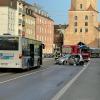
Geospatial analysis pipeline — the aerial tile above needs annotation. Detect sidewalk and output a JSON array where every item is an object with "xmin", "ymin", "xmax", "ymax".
[{"xmin": 59, "ymin": 58, "xmax": 100, "ymax": 100}]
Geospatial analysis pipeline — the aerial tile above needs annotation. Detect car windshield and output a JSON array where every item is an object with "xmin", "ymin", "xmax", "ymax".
[{"xmin": 63, "ymin": 54, "xmax": 71, "ymax": 58}]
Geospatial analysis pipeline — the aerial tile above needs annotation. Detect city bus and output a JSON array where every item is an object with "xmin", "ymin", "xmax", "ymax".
[
  {"xmin": 90, "ymin": 48, "xmax": 100, "ymax": 58},
  {"xmin": 0, "ymin": 35, "xmax": 43, "ymax": 69}
]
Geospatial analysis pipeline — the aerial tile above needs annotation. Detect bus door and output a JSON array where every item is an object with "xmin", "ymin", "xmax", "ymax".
[
  {"xmin": 39, "ymin": 44, "xmax": 42, "ymax": 65},
  {"xmin": 29, "ymin": 44, "xmax": 34, "ymax": 66}
]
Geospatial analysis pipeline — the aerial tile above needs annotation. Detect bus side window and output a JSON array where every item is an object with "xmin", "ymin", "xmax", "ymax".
[
  {"xmin": 30, "ymin": 44, "xmax": 34, "ymax": 58},
  {"xmin": 22, "ymin": 50, "xmax": 25, "ymax": 56}
]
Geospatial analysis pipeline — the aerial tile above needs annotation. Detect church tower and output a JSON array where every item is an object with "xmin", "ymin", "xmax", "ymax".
[
  {"xmin": 71, "ymin": 0, "xmax": 97, "ymax": 11},
  {"xmin": 64, "ymin": 0, "xmax": 99, "ymax": 47}
]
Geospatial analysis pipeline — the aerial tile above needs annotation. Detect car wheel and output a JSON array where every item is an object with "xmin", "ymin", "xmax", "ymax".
[
  {"xmin": 63, "ymin": 61, "xmax": 66, "ymax": 65},
  {"xmin": 79, "ymin": 61, "xmax": 84, "ymax": 66}
]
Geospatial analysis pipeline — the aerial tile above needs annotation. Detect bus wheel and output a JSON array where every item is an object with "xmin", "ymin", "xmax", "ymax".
[
  {"xmin": 37, "ymin": 59, "xmax": 41, "ymax": 68},
  {"xmin": 27, "ymin": 60, "xmax": 30, "ymax": 70}
]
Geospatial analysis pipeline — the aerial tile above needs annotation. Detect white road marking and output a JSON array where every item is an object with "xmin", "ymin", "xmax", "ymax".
[
  {"xmin": 0, "ymin": 67, "xmax": 51, "ymax": 84},
  {"xmin": 51, "ymin": 62, "xmax": 90, "ymax": 100},
  {"xmin": 0, "ymin": 73, "xmax": 10, "ymax": 77}
]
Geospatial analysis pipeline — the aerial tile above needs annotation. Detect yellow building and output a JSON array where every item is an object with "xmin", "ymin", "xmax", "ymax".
[
  {"xmin": 64, "ymin": 0, "xmax": 100, "ymax": 48},
  {"xmin": 22, "ymin": 1, "xmax": 36, "ymax": 40}
]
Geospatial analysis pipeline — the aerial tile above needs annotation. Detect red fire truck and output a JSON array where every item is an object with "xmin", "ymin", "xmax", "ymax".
[{"xmin": 62, "ymin": 45, "xmax": 91, "ymax": 61}]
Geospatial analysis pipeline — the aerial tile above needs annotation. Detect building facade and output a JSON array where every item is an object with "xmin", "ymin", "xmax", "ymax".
[
  {"xmin": 0, "ymin": 0, "xmax": 54, "ymax": 54},
  {"xmin": 0, "ymin": 0, "xmax": 17, "ymax": 35},
  {"xmin": 0, "ymin": 0, "xmax": 36, "ymax": 39},
  {"xmin": 34, "ymin": 13, "xmax": 54, "ymax": 54},
  {"xmin": 54, "ymin": 25, "xmax": 67, "ymax": 52},
  {"xmin": 31, "ymin": 4, "xmax": 54, "ymax": 54},
  {"xmin": 22, "ymin": 1, "xmax": 36, "ymax": 39},
  {"xmin": 64, "ymin": 0, "xmax": 100, "ymax": 48}
]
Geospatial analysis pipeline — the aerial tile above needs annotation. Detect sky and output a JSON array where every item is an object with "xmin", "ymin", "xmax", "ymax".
[{"xmin": 26, "ymin": 0, "xmax": 100, "ymax": 24}]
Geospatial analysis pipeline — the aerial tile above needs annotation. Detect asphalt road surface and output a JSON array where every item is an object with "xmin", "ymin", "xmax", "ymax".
[
  {"xmin": 0, "ymin": 58, "xmax": 83, "ymax": 100},
  {"xmin": 58, "ymin": 58, "xmax": 100, "ymax": 100}
]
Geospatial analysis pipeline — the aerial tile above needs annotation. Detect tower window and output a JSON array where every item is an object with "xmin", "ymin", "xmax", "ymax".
[
  {"xmin": 74, "ymin": 22, "xmax": 77, "ymax": 26},
  {"xmin": 74, "ymin": 28, "xmax": 77, "ymax": 33},
  {"xmin": 80, "ymin": 28, "xmax": 82, "ymax": 32},
  {"xmin": 85, "ymin": 22, "xmax": 88, "ymax": 26},
  {"xmin": 74, "ymin": 16, "xmax": 78, "ymax": 20},
  {"xmin": 85, "ymin": 28, "xmax": 88, "ymax": 32},
  {"xmin": 80, "ymin": 4, "xmax": 83, "ymax": 9},
  {"xmin": 85, "ymin": 16, "xmax": 88, "ymax": 20}
]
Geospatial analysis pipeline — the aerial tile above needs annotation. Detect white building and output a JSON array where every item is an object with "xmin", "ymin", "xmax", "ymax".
[{"xmin": 0, "ymin": 0, "xmax": 24, "ymax": 36}]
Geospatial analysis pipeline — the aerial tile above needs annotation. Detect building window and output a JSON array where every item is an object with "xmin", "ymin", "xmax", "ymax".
[
  {"xmin": 8, "ymin": 23, "xmax": 10, "ymax": 30},
  {"xmin": 10, "ymin": 0, "xmax": 13, "ymax": 7},
  {"xmin": 80, "ymin": 4, "xmax": 83, "ymax": 9},
  {"xmin": 85, "ymin": 28, "xmax": 88, "ymax": 32},
  {"xmin": 75, "ymin": 16, "xmax": 78, "ymax": 20},
  {"xmin": 26, "ymin": 9, "xmax": 28, "ymax": 14},
  {"xmin": 85, "ymin": 22, "xmax": 88, "ymax": 26},
  {"xmin": 19, "ymin": 8, "xmax": 22, "ymax": 15},
  {"xmin": 85, "ymin": 15, "xmax": 88, "ymax": 20},
  {"xmin": 74, "ymin": 22, "xmax": 77, "ymax": 26},
  {"xmin": 74, "ymin": 28, "xmax": 77, "ymax": 33},
  {"xmin": 19, "ymin": 2, "xmax": 21, "ymax": 5},
  {"xmin": 80, "ymin": 28, "xmax": 82, "ymax": 32},
  {"xmin": 18, "ymin": 19, "xmax": 22, "ymax": 25}
]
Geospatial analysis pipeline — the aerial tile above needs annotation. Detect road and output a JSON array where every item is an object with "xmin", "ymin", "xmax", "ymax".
[
  {"xmin": 0, "ymin": 58, "xmax": 83, "ymax": 100},
  {"xmin": 57, "ymin": 58, "xmax": 100, "ymax": 100}
]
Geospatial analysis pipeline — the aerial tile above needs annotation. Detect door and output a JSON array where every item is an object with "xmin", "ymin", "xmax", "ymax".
[
  {"xmin": 39, "ymin": 44, "xmax": 42, "ymax": 65},
  {"xmin": 30, "ymin": 44, "xmax": 34, "ymax": 66}
]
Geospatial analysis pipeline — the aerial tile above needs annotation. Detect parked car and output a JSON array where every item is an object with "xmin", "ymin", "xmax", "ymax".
[
  {"xmin": 67, "ymin": 54, "xmax": 84, "ymax": 66},
  {"xmin": 55, "ymin": 54, "xmax": 71, "ymax": 65}
]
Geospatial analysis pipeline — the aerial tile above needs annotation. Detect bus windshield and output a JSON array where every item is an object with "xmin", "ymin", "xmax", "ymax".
[{"xmin": 0, "ymin": 37, "xmax": 19, "ymax": 50}]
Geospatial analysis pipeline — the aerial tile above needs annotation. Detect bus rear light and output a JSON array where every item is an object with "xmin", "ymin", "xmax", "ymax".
[{"xmin": 19, "ymin": 54, "xmax": 22, "ymax": 59}]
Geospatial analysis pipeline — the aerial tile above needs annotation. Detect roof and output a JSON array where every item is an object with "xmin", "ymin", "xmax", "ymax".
[
  {"xmin": 34, "ymin": 12, "xmax": 54, "ymax": 22},
  {"xmin": 69, "ymin": 3, "xmax": 99, "ymax": 13},
  {"xmin": 95, "ymin": 26, "xmax": 100, "ymax": 31},
  {"xmin": 77, "ymin": 42, "xmax": 86, "ymax": 46},
  {"xmin": 86, "ymin": 4, "xmax": 99, "ymax": 13},
  {"xmin": 69, "ymin": 1, "xmax": 75, "ymax": 11},
  {"xmin": 20, "ymin": 0, "xmax": 54, "ymax": 21}
]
